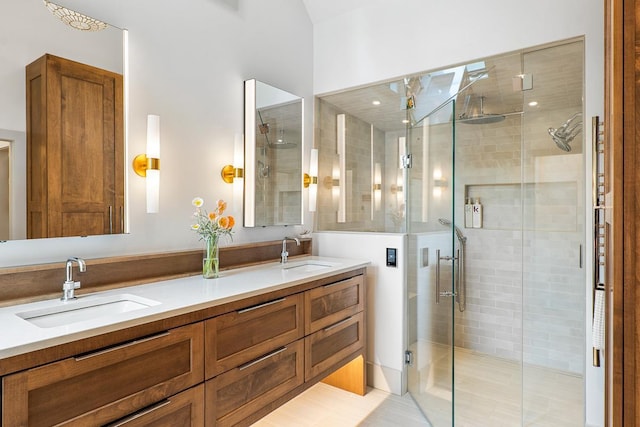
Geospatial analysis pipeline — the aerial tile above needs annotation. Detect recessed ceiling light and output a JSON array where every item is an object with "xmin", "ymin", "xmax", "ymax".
[
  {"xmin": 372, "ymin": 100, "xmax": 381, "ymax": 106},
  {"xmin": 528, "ymin": 101, "xmax": 538, "ymax": 107}
]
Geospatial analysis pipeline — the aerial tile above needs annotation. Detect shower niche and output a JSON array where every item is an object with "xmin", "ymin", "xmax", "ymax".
[{"xmin": 244, "ymin": 79, "xmax": 303, "ymax": 227}]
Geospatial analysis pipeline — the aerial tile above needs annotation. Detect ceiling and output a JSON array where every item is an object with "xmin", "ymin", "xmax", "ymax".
[{"xmin": 301, "ymin": 0, "xmax": 374, "ymax": 24}]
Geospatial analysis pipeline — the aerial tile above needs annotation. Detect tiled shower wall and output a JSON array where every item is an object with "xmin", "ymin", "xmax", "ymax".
[
  {"xmin": 316, "ymin": 100, "xmax": 385, "ymax": 232},
  {"xmin": 450, "ymin": 106, "xmax": 584, "ymax": 373}
]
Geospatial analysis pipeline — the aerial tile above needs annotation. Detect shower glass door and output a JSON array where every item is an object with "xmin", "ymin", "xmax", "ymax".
[{"xmin": 406, "ymin": 99, "xmax": 457, "ymax": 426}]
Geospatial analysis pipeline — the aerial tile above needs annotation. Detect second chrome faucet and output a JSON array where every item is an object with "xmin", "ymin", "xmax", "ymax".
[
  {"xmin": 280, "ymin": 237, "xmax": 300, "ymax": 263},
  {"xmin": 61, "ymin": 257, "xmax": 86, "ymax": 301}
]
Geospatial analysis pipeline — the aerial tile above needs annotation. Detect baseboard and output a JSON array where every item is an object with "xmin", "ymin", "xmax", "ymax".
[{"xmin": 367, "ymin": 362, "xmax": 403, "ymax": 395}]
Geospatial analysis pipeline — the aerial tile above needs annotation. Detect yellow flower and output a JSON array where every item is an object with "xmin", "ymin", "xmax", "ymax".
[
  {"xmin": 192, "ymin": 197, "xmax": 204, "ymax": 208},
  {"xmin": 208, "ymin": 212, "xmax": 217, "ymax": 221},
  {"xmin": 227, "ymin": 215, "xmax": 235, "ymax": 228},
  {"xmin": 217, "ymin": 199, "xmax": 227, "ymax": 214},
  {"xmin": 191, "ymin": 224, "xmax": 200, "ymax": 230}
]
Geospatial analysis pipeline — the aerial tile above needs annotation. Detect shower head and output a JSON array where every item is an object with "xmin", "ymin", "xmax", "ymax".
[
  {"xmin": 548, "ymin": 112, "xmax": 582, "ymax": 152},
  {"xmin": 438, "ymin": 218, "xmax": 467, "ymax": 243},
  {"xmin": 548, "ymin": 127, "xmax": 573, "ymax": 152},
  {"xmin": 269, "ymin": 128, "xmax": 297, "ymax": 149},
  {"xmin": 458, "ymin": 95, "xmax": 505, "ymax": 125}
]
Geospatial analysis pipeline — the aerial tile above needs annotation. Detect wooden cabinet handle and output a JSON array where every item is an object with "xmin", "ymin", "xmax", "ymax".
[
  {"xmin": 106, "ymin": 399, "xmax": 172, "ymax": 426},
  {"xmin": 237, "ymin": 298, "xmax": 286, "ymax": 314},
  {"xmin": 323, "ymin": 316, "xmax": 353, "ymax": 332},
  {"xmin": 74, "ymin": 331, "xmax": 170, "ymax": 361},
  {"xmin": 238, "ymin": 346, "xmax": 287, "ymax": 371}
]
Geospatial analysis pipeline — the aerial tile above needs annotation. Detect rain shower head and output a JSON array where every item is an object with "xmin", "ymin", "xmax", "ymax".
[
  {"xmin": 269, "ymin": 129, "xmax": 297, "ymax": 149},
  {"xmin": 438, "ymin": 218, "xmax": 467, "ymax": 243},
  {"xmin": 458, "ymin": 95, "xmax": 505, "ymax": 125}
]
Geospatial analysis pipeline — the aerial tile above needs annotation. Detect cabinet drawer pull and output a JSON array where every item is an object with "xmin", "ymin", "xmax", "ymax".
[
  {"xmin": 238, "ymin": 346, "xmax": 287, "ymax": 371},
  {"xmin": 323, "ymin": 279, "xmax": 350, "ymax": 288},
  {"xmin": 107, "ymin": 399, "xmax": 172, "ymax": 426},
  {"xmin": 323, "ymin": 316, "xmax": 353, "ymax": 332},
  {"xmin": 237, "ymin": 297, "xmax": 286, "ymax": 314},
  {"xmin": 74, "ymin": 331, "xmax": 171, "ymax": 361}
]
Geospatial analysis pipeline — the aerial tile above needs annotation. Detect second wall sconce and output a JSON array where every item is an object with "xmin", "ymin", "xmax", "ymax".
[
  {"xmin": 221, "ymin": 165, "xmax": 244, "ymax": 184},
  {"xmin": 133, "ymin": 114, "xmax": 161, "ymax": 213},
  {"xmin": 304, "ymin": 148, "xmax": 319, "ymax": 212}
]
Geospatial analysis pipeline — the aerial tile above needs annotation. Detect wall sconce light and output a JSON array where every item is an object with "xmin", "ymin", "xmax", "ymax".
[
  {"xmin": 221, "ymin": 165, "xmax": 244, "ymax": 184},
  {"xmin": 390, "ymin": 182, "xmax": 403, "ymax": 195},
  {"xmin": 304, "ymin": 148, "xmax": 318, "ymax": 212},
  {"xmin": 336, "ymin": 114, "xmax": 346, "ymax": 223},
  {"xmin": 373, "ymin": 162, "xmax": 382, "ymax": 215},
  {"xmin": 432, "ymin": 168, "xmax": 447, "ymax": 198},
  {"xmin": 133, "ymin": 114, "xmax": 161, "ymax": 213}
]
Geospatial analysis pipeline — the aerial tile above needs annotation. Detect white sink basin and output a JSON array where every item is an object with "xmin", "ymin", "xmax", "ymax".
[
  {"xmin": 282, "ymin": 261, "xmax": 336, "ymax": 273},
  {"xmin": 16, "ymin": 293, "xmax": 161, "ymax": 328}
]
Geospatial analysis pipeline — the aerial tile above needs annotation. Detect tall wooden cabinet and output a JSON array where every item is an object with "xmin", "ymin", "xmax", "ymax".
[{"xmin": 26, "ymin": 54, "xmax": 124, "ymax": 238}]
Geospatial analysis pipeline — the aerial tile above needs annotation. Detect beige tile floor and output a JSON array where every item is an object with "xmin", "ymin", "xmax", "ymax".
[
  {"xmin": 253, "ymin": 383, "xmax": 429, "ymax": 427},
  {"xmin": 254, "ymin": 343, "xmax": 584, "ymax": 427}
]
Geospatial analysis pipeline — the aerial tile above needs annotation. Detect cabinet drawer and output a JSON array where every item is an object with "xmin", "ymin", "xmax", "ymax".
[
  {"xmin": 205, "ymin": 339, "xmax": 304, "ymax": 427},
  {"xmin": 305, "ymin": 311, "xmax": 364, "ymax": 381},
  {"xmin": 2, "ymin": 323, "xmax": 204, "ymax": 427},
  {"xmin": 105, "ymin": 384, "xmax": 204, "ymax": 427},
  {"xmin": 205, "ymin": 293, "xmax": 303, "ymax": 378},
  {"xmin": 305, "ymin": 274, "xmax": 364, "ymax": 334}
]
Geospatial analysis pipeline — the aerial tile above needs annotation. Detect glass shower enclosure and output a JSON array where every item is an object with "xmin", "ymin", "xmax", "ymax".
[{"xmin": 316, "ymin": 38, "xmax": 586, "ymax": 426}]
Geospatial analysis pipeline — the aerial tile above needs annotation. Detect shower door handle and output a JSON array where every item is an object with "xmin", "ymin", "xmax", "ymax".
[
  {"xmin": 435, "ymin": 249, "xmax": 456, "ymax": 304},
  {"xmin": 436, "ymin": 249, "xmax": 441, "ymax": 304}
]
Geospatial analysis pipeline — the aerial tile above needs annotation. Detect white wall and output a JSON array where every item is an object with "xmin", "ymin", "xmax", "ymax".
[
  {"xmin": 314, "ymin": 232, "xmax": 407, "ymax": 395},
  {"xmin": 311, "ymin": 0, "xmax": 604, "ymax": 425},
  {"xmin": 0, "ymin": 0, "xmax": 314, "ymax": 267}
]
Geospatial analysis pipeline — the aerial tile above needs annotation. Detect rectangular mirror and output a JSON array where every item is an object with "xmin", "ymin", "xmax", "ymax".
[
  {"xmin": 244, "ymin": 79, "xmax": 303, "ymax": 227},
  {"xmin": 1, "ymin": 1, "xmax": 126, "ymax": 241}
]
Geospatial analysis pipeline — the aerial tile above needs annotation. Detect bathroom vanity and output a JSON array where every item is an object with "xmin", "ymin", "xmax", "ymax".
[{"xmin": 0, "ymin": 256, "xmax": 367, "ymax": 426}]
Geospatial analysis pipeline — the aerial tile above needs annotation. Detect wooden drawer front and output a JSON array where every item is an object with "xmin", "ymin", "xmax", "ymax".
[
  {"xmin": 205, "ymin": 339, "xmax": 304, "ymax": 427},
  {"xmin": 205, "ymin": 293, "xmax": 303, "ymax": 378},
  {"xmin": 2, "ymin": 323, "xmax": 204, "ymax": 427},
  {"xmin": 105, "ymin": 384, "xmax": 204, "ymax": 427},
  {"xmin": 305, "ymin": 311, "xmax": 364, "ymax": 381},
  {"xmin": 305, "ymin": 275, "xmax": 364, "ymax": 334}
]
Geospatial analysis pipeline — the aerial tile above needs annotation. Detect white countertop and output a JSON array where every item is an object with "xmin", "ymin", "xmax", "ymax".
[{"xmin": 0, "ymin": 256, "xmax": 369, "ymax": 360}]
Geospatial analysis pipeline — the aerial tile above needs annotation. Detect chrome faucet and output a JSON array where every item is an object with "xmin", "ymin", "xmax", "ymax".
[
  {"xmin": 62, "ymin": 257, "xmax": 86, "ymax": 301},
  {"xmin": 281, "ymin": 237, "xmax": 300, "ymax": 263}
]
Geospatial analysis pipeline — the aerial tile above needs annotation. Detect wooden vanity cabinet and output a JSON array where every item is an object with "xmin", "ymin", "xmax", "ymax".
[
  {"xmin": 1, "ymin": 323, "xmax": 204, "ymax": 427},
  {"xmin": 0, "ymin": 268, "xmax": 366, "ymax": 427},
  {"xmin": 104, "ymin": 384, "xmax": 205, "ymax": 427},
  {"xmin": 205, "ymin": 293, "xmax": 304, "ymax": 378},
  {"xmin": 304, "ymin": 275, "xmax": 366, "ymax": 382},
  {"xmin": 205, "ymin": 340, "xmax": 305, "ymax": 427}
]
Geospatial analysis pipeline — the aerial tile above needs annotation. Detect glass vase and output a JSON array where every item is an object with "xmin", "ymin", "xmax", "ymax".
[{"xmin": 203, "ymin": 235, "xmax": 219, "ymax": 279}]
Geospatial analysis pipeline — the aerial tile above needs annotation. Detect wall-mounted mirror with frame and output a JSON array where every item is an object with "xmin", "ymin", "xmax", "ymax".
[
  {"xmin": 244, "ymin": 79, "xmax": 304, "ymax": 227},
  {"xmin": 1, "ymin": 0, "xmax": 126, "ymax": 241}
]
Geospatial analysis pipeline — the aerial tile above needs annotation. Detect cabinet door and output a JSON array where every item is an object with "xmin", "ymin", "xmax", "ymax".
[
  {"xmin": 26, "ymin": 54, "xmax": 124, "ymax": 238},
  {"xmin": 104, "ymin": 385, "xmax": 204, "ymax": 427},
  {"xmin": 205, "ymin": 339, "xmax": 304, "ymax": 427},
  {"xmin": 2, "ymin": 323, "xmax": 204, "ymax": 427},
  {"xmin": 305, "ymin": 275, "xmax": 364, "ymax": 334},
  {"xmin": 305, "ymin": 311, "xmax": 364, "ymax": 381},
  {"xmin": 205, "ymin": 293, "xmax": 303, "ymax": 378}
]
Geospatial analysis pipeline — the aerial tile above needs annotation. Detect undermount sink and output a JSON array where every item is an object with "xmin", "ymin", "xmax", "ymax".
[
  {"xmin": 16, "ymin": 293, "xmax": 161, "ymax": 328},
  {"xmin": 282, "ymin": 261, "xmax": 336, "ymax": 273}
]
